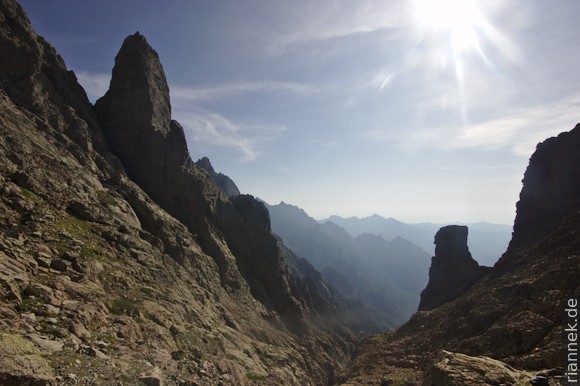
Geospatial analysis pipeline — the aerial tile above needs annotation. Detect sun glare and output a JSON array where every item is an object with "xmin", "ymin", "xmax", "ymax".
[
  {"xmin": 414, "ymin": 0, "xmax": 481, "ymax": 31},
  {"xmin": 411, "ymin": 0, "xmax": 508, "ymax": 87},
  {"xmin": 413, "ymin": 0, "xmax": 485, "ymax": 52}
]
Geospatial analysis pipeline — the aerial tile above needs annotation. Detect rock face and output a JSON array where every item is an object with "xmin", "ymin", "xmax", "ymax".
[
  {"xmin": 196, "ymin": 156, "xmax": 240, "ymax": 197},
  {"xmin": 508, "ymin": 123, "xmax": 580, "ymax": 253},
  {"xmin": 340, "ymin": 124, "xmax": 580, "ymax": 385},
  {"xmin": 0, "ymin": 2, "xmax": 359, "ymax": 384},
  {"xmin": 95, "ymin": 33, "xmax": 221, "ymax": 255},
  {"xmin": 418, "ymin": 225, "xmax": 488, "ymax": 311}
]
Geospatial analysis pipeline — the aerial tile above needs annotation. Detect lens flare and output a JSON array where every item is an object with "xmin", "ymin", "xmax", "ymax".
[{"xmin": 412, "ymin": 0, "xmax": 497, "ymax": 79}]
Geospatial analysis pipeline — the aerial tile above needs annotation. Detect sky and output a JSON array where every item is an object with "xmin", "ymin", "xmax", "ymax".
[{"xmin": 19, "ymin": 0, "xmax": 580, "ymax": 224}]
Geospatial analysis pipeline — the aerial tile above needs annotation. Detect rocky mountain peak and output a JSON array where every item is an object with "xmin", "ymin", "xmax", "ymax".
[
  {"xmin": 433, "ymin": 224, "xmax": 468, "ymax": 258},
  {"xmin": 341, "ymin": 125, "xmax": 580, "ymax": 385},
  {"xmin": 95, "ymin": 32, "xmax": 200, "ymax": 223},
  {"xmin": 195, "ymin": 157, "xmax": 240, "ymax": 197},
  {"xmin": 418, "ymin": 225, "xmax": 488, "ymax": 311},
  {"xmin": 508, "ymin": 123, "xmax": 580, "ymax": 253},
  {"xmin": 95, "ymin": 32, "xmax": 183, "ymax": 173},
  {"xmin": 100, "ymin": 32, "xmax": 171, "ymax": 130}
]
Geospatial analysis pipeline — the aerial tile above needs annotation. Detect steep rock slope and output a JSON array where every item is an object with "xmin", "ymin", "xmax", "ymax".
[
  {"xmin": 340, "ymin": 125, "xmax": 580, "ymax": 385},
  {"xmin": 0, "ymin": 2, "xmax": 355, "ymax": 385}
]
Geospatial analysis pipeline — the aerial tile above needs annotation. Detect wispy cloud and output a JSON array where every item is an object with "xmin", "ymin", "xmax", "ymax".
[
  {"xmin": 308, "ymin": 139, "xmax": 339, "ymax": 149},
  {"xmin": 452, "ymin": 95, "xmax": 580, "ymax": 155},
  {"xmin": 367, "ymin": 93, "xmax": 580, "ymax": 157},
  {"xmin": 74, "ymin": 70, "xmax": 110, "ymax": 101},
  {"xmin": 174, "ymin": 109, "xmax": 286, "ymax": 162},
  {"xmin": 250, "ymin": 0, "xmax": 409, "ymax": 55},
  {"xmin": 170, "ymin": 81, "xmax": 316, "ymax": 104},
  {"xmin": 170, "ymin": 80, "xmax": 303, "ymax": 162}
]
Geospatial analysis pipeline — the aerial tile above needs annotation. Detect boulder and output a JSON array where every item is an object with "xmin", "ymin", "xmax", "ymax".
[
  {"xmin": 0, "ymin": 332, "xmax": 56, "ymax": 385},
  {"xmin": 425, "ymin": 350, "xmax": 531, "ymax": 386}
]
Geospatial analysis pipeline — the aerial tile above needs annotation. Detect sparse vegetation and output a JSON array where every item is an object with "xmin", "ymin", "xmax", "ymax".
[
  {"xmin": 246, "ymin": 372, "xmax": 267, "ymax": 381},
  {"xmin": 97, "ymin": 190, "xmax": 118, "ymax": 207},
  {"xmin": 108, "ymin": 299, "xmax": 140, "ymax": 316},
  {"xmin": 20, "ymin": 187, "xmax": 38, "ymax": 200}
]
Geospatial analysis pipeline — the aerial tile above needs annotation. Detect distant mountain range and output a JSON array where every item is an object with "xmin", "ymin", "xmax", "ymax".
[
  {"xmin": 264, "ymin": 202, "xmax": 430, "ymax": 327},
  {"xmin": 323, "ymin": 214, "xmax": 512, "ymax": 266}
]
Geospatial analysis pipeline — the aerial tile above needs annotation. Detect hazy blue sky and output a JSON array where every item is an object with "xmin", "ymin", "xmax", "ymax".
[{"xmin": 20, "ymin": 0, "xmax": 580, "ymax": 224}]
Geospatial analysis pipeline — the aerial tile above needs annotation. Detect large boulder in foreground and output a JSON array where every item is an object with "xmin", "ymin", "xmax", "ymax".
[{"xmin": 425, "ymin": 350, "xmax": 532, "ymax": 386}]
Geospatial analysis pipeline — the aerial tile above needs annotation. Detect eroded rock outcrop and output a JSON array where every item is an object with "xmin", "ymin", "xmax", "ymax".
[
  {"xmin": 507, "ymin": 123, "xmax": 580, "ymax": 253},
  {"xmin": 418, "ymin": 225, "xmax": 488, "ymax": 311}
]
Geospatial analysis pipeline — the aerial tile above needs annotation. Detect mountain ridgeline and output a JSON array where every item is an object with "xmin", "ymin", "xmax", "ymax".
[
  {"xmin": 265, "ymin": 201, "xmax": 430, "ymax": 327},
  {"xmin": 1, "ymin": 0, "xmax": 579, "ymax": 385},
  {"xmin": 325, "ymin": 214, "xmax": 512, "ymax": 267}
]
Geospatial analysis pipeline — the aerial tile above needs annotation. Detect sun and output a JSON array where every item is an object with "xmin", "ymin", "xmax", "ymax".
[
  {"xmin": 414, "ymin": 0, "xmax": 481, "ymax": 31},
  {"xmin": 413, "ymin": 0, "xmax": 484, "ymax": 52},
  {"xmin": 411, "ymin": 0, "xmax": 497, "ymax": 83}
]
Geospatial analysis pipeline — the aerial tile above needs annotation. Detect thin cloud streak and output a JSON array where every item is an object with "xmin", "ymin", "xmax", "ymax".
[
  {"xmin": 367, "ymin": 94, "xmax": 580, "ymax": 157},
  {"xmin": 453, "ymin": 95, "xmax": 580, "ymax": 155},
  {"xmin": 170, "ymin": 81, "xmax": 316, "ymax": 104},
  {"xmin": 174, "ymin": 109, "xmax": 286, "ymax": 163},
  {"xmin": 253, "ymin": 0, "xmax": 409, "ymax": 55}
]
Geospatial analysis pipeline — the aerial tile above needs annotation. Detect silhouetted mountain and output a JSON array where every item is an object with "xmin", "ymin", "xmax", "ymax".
[
  {"xmin": 507, "ymin": 125, "xmax": 580, "ymax": 254},
  {"xmin": 418, "ymin": 225, "xmax": 490, "ymax": 311},
  {"xmin": 326, "ymin": 214, "xmax": 511, "ymax": 266},
  {"xmin": 340, "ymin": 124, "xmax": 580, "ymax": 385},
  {"xmin": 266, "ymin": 202, "xmax": 430, "ymax": 327}
]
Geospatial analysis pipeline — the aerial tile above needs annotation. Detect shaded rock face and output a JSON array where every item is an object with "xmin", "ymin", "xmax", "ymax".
[
  {"xmin": 419, "ymin": 225, "xmax": 487, "ymax": 311},
  {"xmin": 508, "ymin": 123, "xmax": 580, "ymax": 254},
  {"xmin": 196, "ymin": 156, "xmax": 240, "ymax": 197},
  {"xmin": 95, "ymin": 33, "xmax": 210, "ymax": 229},
  {"xmin": 95, "ymin": 33, "xmax": 300, "ymax": 321}
]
